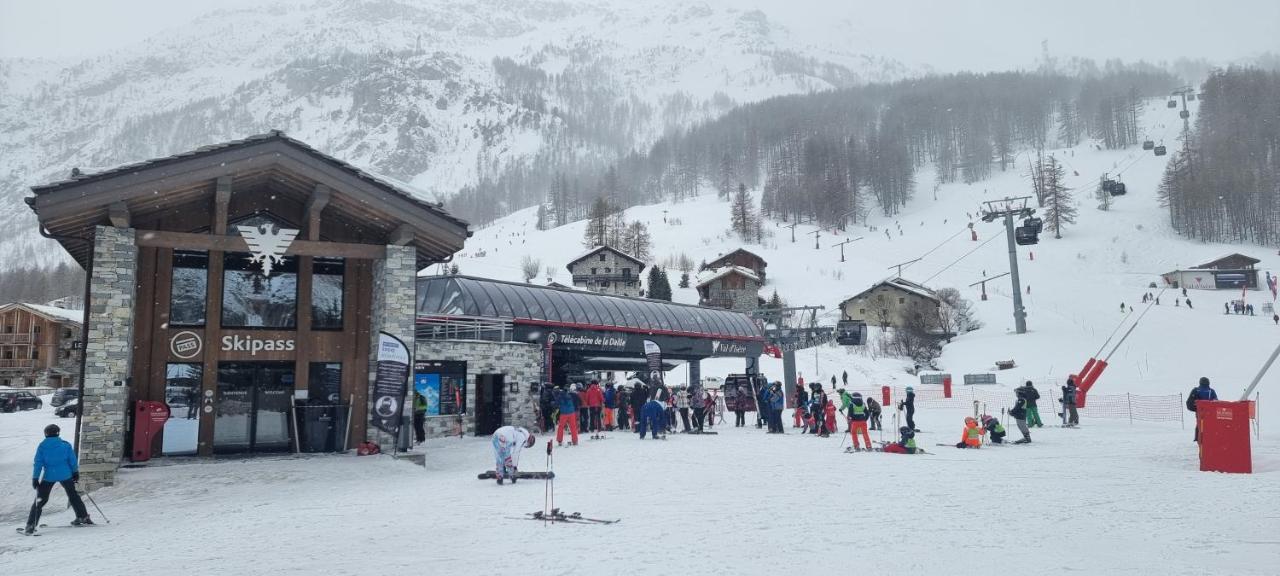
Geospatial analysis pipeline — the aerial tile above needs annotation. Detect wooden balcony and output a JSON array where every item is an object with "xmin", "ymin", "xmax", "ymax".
[
  {"xmin": 0, "ymin": 359, "xmax": 35, "ymax": 369},
  {"xmin": 0, "ymin": 334, "xmax": 37, "ymax": 344}
]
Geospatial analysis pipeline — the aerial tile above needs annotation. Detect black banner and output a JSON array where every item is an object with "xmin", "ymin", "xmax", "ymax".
[
  {"xmin": 644, "ymin": 340, "xmax": 664, "ymax": 387},
  {"xmin": 371, "ymin": 332, "xmax": 411, "ymax": 436},
  {"xmin": 514, "ymin": 324, "xmax": 764, "ymax": 359}
]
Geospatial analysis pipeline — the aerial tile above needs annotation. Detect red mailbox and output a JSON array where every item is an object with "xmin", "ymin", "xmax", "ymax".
[
  {"xmin": 881, "ymin": 385, "xmax": 891, "ymax": 407},
  {"xmin": 1197, "ymin": 400, "xmax": 1251, "ymax": 474},
  {"xmin": 942, "ymin": 375, "xmax": 953, "ymax": 399},
  {"xmin": 132, "ymin": 401, "xmax": 171, "ymax": 462}
]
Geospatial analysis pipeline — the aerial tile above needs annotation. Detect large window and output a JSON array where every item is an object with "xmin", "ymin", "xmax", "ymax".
[
  {"xmin": 311, "ymin": 258, "xmax": 345, "ymax": 330},
  {"xmin": 222, "ymin": 252, "xmax": 298, "ymax": 329},
  {"xmin": 170, "ymin": 251, "xmax": 209, "ymax": 326},
  {"xmin": 308, "ymin": 363, "xmax": 343, "ymax": 403}
]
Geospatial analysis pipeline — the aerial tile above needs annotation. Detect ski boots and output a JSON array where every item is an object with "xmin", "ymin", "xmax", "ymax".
[{"xmin": 71, "ymin": 517, "xmax": 94, "ymax": 526}]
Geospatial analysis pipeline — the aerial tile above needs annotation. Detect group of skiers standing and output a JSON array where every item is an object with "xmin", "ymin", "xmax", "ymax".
[{"xmin": 539, "ymin": 378, "xmax": 718, "ymax": 444}]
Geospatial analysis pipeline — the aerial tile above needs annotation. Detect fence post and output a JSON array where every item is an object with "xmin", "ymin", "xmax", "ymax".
[
  {"xmin": 1179, "ymin": 395, "xmax": 1184, "ymax": 430},
  {"xmin": 1126, "ymin": 393, "xmax": 1133, "ymax": 425}
]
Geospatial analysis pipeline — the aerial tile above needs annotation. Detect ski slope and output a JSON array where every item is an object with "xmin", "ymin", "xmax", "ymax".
[{"xmin": 453, "ymin": 96, "xmax": 1279, "ymax": 423}]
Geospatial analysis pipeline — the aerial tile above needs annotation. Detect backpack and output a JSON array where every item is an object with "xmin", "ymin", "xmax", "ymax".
[
  {"xmin": 1185, "ymin": 389, "xmax": 1198, "ymax": 412},
  {"xmin": 357, "ymin": 441, "xmax": 381, "ymax": 456}
]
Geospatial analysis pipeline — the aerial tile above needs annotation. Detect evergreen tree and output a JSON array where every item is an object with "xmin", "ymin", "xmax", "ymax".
[
  {"xmin": 730, "ymin": 183, "xmax": 758, "ymax": 240},
  {"xmin": 646, "ymin": 266, "xmax": 672, "ymax": 301},
  {"xmin": 582, "ymin": 196, "xmax": 611, "ymax": 248},
  {"xmin": 535, "ymin": 204, "xmax": 547, "ymax": 230},
  {"xmin": 1041, "ymin": 156, "xmax": 1076, "ymax": 238},
  {"xmin": 620, "ymin": 221, "xmax": 652, "ymax": 262},
  {"xmin": 678, "ymin": 272, "xmax": 690, "ymax": 288}
]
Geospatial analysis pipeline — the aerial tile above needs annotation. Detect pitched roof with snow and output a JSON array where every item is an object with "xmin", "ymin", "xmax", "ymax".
[
  {"xmin": 1194, "ymin": 253, "xmax": 1260, "ymax": 270},
  {"xmin": 566, "ymin": 246, "xmax": 646, "ymax": 269},
  {"xmin": 695, "ymin": 266, "xmax": 761, "ymax": 288},
  {"xmin": 707, "ymin": 248, "xmax": 767, "ymax": 269},
  {"xmin": 0, "ymin": 303, "xmax": 83, "ymax": 325},
  {"xmin": 839, "ymin": 277, "xmax": 940, "ymax": 306}
]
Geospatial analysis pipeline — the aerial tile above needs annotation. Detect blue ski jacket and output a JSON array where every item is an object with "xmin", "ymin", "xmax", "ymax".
[
  {"xmin": 768, "ymin": 388, "xmax": 785, "ymax": 411},
  {"xmin": 556, "ymin": 389, "xmax": 578, "ymax": 414},
  {"xmin": 604, "ymin": 388, "xmax": 617, "ymax": 408},
  {"xmin": 1194, "ymin": 384, "xmax": 1218, "ymax": 401},
  {"xmin": 33, "ymin": 437, "xmax": 78, "ymax": 483}
]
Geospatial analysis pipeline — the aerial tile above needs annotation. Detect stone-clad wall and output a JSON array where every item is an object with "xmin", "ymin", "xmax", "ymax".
[
  {"xmin": 415, "ymin": 340, "xmax": 542, "ymax": 438},
  {"xmin": 367, "ymin": 245, "xmax": 417, "ymax": 451},
  {"xmin": 78, "ymin": 226, "xmax": 137, "ymax": 490}
]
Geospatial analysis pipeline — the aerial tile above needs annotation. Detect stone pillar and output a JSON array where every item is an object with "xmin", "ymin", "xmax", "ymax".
[
  {"xmin": 79, "ymin": 226, "xmax": 137, "ymax": 490},
  {"xmin": 367, "ymin": 245, "xmax": 417, "ymax": 451}
]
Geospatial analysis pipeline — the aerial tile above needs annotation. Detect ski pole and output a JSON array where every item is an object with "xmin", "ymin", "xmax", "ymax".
[{"xmin": 83, "ymin": 491, "xmax": 110, "ymax": 524}]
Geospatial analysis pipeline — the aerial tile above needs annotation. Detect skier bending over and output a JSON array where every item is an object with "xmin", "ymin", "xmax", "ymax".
[
  {"xmin": 25, "ymin": 424, "xmax": 92, "ymax": 534},
  {"xmin": 882, "ymin": 426, "xmax": 919, "ymax": 454},
  {"xmin": 638, "ymin": 395, "xmax": 666, "ymax": 440},
  {"xmin": 491, "ymin": 426, "xmax": 536, "ymax": 485},
  {"xmin": 866, "ymin": 396, "xmax": 882, "ymax": 430},
  {"xmin": 955, "ymin": 417, "xmax": 984, "ymax": 448},
  {"xmin": 980, "ymin": 415, "xmax": 1006, "ymax": 444}
]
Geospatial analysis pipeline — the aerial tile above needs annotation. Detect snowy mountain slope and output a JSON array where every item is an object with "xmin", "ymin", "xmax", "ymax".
[
  {"xmin": 0, "ymin": 0, "xmax": 907, "ymax": 269},
  {"xmin": 451, "ymin": 96, "xmax": 1280, "ymax": 424}
]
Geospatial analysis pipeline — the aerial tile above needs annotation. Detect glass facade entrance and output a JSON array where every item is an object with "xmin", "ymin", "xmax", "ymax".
[{"xmin": 213, "ymin": 362, "xmax": 294, "ymax": 454}]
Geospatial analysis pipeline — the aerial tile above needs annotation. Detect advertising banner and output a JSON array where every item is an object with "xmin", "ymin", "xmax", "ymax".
[{"xmin": 371, "ymin": 332, "xmax": 411, "ymax": 435}]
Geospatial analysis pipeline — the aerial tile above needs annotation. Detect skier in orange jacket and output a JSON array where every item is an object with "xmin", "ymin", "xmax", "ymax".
[{"xmin": 954, "ymin": 417, "xmax": 985, "ymax": 448}]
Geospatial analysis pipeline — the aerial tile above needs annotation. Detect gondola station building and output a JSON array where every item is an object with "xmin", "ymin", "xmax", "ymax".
[{"xmin": 28, "ymin": 132, "xmax": 766, "ymax": 488}]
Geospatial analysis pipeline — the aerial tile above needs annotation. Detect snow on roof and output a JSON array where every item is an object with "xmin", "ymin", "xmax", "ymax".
[
  {"xmin": 566, "ymin": 246, "xmax": 646, "ymax": 268},
  {"xmin": 0, "ymin": 303, "xmax": 83, "ymax": 324},
  {"xmin": 840, "ymin": 277, "xmax": 939, "ymax": 305},
  {"xmin": 696, "ymin": 265, "xmax": 761, "ymax": 287}
]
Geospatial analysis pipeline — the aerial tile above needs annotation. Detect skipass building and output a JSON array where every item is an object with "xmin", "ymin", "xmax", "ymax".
[{"xmin": 27, "ymin": 133, "xmax": 765, "ymax": 488}]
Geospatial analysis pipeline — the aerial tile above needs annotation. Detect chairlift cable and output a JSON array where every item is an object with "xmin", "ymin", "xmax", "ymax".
[{"xmin": 922, "ymin": 233, "xmax": 1001, "ymax": 284}]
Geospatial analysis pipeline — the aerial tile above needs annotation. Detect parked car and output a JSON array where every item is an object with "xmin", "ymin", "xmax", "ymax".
[
  {"xmin": 55, "ymin": 399, "xmax": 80, "ymax": 418},
  {"xmin": 0, "ymin": 391, "xmax": 43, "ymax": 412},
  {"xmin": 51, "ymin": 388, "xmax": 80, "ymax": 407}
]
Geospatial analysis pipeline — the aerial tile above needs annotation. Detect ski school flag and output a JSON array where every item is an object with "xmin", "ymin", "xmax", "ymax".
[
  {"xmin": 371, "ymin": 332, "xmax": 411, "ymax": 436},
  {"xmin": 643, "ymin": 339, "xmax": 663, "ymax": 387}
]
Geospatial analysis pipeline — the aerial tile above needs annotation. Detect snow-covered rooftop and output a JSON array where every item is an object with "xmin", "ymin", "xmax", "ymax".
[
  {"xmin": 695, "ymin": 265, "xmax": 761, "ymax": 287},
  {"xmin": 0, "ymin": 303, "xmax": 83, "ymax": 324}
]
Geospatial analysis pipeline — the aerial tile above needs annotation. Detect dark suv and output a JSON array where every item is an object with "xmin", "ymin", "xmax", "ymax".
[
  {"xmin": 51, "ymin": 388, "xmax": 79, "ymax": 407},
  {"xmin": 1, "ymin": 391, "xmax": 43, "ymax": 412}
]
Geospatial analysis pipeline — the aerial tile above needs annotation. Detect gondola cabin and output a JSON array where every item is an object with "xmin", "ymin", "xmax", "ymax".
[
  {"xmin": 835, "ymin": 320, "xmax": 867, "ymax": 346},
  {"xmin": 1015, "ymin": 225, "xmax": 1039, "ymax": 245},
  {"xmin": 1023, "ymin": 217, "xmax": 1043, "ymax": 234},
  {"xmin": 1167, "ymin": 100, "xmax": 1178, "ymax": 108},
  {"xmin": 1154, "ymin": 145, "xmax": 1168, "ymax": 156},
  {"xmin": 1143, "ymin": 140, "xmax": 1155, "ymax": 150},
  {"xmin": 1111, "ymin": 182, "xmax": 1127, "ymax": 196},
  {"xmin": 1102, "ymin": 180, "xmax": 1116, "ymax": 194},
  {"xmin": 1186, "ymin": 93, "xmax": 1196, "ymax": 101},
  {"xmin": 1180, "ymin": 110, "xmax": 1190, "ymax": 120}
]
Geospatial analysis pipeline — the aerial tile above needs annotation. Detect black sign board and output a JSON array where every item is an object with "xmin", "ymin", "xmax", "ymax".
[
  {"xmin": 512, "ymin": 324, "xmax": 763, "ymax": 359},
  {"xmin": 371, "ymin": 333, "xmax": 411, "ymax": 435}
]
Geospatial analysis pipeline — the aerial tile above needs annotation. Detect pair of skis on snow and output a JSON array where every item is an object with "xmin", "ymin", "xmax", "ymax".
[
  {"xmin": 518, "ymin": 509, "xmax": 619, "ymax": 525},
  {"xmin": 15, "ymin": 523, "xmax": 98, "ymax": 537}
]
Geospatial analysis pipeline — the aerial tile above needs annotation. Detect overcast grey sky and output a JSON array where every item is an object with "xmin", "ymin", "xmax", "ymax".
[{"xmin": 1, "ymin": 0, "xmax": 1277, "ymax": 71}]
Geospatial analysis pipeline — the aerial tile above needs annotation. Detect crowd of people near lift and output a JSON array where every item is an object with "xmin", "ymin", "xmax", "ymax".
[{"xmin": 533, "ymin": 369, "xmax": 1219, "ymax": 455}]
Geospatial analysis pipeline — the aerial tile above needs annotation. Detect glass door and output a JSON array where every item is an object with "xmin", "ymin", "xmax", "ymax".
[{"xmin": 214, "ymin": 362, "xmax": 294, "ymax": 454}]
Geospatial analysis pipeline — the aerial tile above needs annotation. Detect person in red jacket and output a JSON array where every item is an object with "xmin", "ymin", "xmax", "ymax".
[
  {"xmin": 584, "ymin": 381, "xmax": 605, "ymax": 434},
  {"xmin": 823, "ymin": 397, "xmax": 838, "ymax": 434}
]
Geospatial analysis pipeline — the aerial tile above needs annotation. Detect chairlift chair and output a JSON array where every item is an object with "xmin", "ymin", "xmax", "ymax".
[
  {"xmin": 1154, "ymin": 145, "xmax": 1167, "ymax": 156},
  {"xmin": 1015, "ymin": 226, "xmax": 1039, "ymax": 246},
  {"xmin": 1143, "ymin": 140, "xmax": 1155, "ymax": 150},
  {"xmin": 835, "ymin": 320, "xmax": 867, "ymax": 346}
]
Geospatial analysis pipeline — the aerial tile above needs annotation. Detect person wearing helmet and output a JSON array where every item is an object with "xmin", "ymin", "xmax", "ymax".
[
  {"xmin": 955, "ymin": 417, "xmax": 984, "ymax": 448},
  {"xmin": 898, "ymin": 386, "xmax": 918, "ymax": 432},
  {"xmin": 882, "ymin": 426, "xmax": 919, "ymax": 454},
  {"xmin": 845, "ymin": 392, "xmax": 872, "ymax": 451},
  {"xmin": 490, "ymin": 426, "xmax": 536, "ymax": 485},
  {"xmin": 980, "ymin": 415, "xmax": 1006, "ymax": 444},
  {"xmin": 866, "ymin": 396, "xmax": 882, "ymax": 431},
  {"xmin": 25, "ymin": 424, "xmax": 92, "ymax": 534}
]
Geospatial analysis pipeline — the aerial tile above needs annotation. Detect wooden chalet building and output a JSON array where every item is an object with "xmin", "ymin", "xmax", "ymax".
[
  {"xmin": 1161, "ymin": 253, "xmax": 1261, "ymax": 290},
  {"xmin": 839, "ymin": 278, "xmax": 941, "ymax": 328},
  {"xmin": 703, "ymin": 248, "xmax": 767, "ymax": 282},
  {"xmin": 26, "ymin": 132, "xmax": 470, "ymax": 487},
  {"xmin": 696, "ymin": 266, "xmax": 763, "ymax": 312},
  {"xmin": 566, "ymin": 246, "xmax": 645, "ymax": 297},
  {"xmin": 0, "ymin": 303, "xmax": 83, "ymax": 388}
]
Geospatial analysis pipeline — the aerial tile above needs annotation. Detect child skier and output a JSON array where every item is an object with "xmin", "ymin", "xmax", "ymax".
[
  {"xmin": 845, "ymin": 392, "xmax": 872, "ymax": 451},
  {"xmin": 882, "ymin": 426, "xmax": 919, "ymax": 454},
  {"xmin": 980, "ymin": 415, "xmax": 1006, "ymax": 444},
  {"xmin": 955, "ymin": 417, "xmax": 984, "ymax": 448},
  {"xmin": 823, "ymin": 397, "xmax": 838, "ymax": 435},
  {"xmin": 490, "ymin": 426, "xmax": 536, "ymax": 485}
]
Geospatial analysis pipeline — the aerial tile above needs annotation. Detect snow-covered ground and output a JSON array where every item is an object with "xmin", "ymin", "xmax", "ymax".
[
  {"xmin": 2, "ymin": 401, "xmax": 1278, "ymax": 575},
  {"xmin": 5, "ymin": 98, "xmax": 1280, "ymax": 573}
]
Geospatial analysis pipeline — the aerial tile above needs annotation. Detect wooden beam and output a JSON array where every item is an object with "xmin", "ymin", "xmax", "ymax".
[
  {"xmin": 305, "ymin": 184, "xmax": 331, "ymax": 241},
  {"xmin": 108, "ymin": 202, "xmax": 131, "ymax": 228},
  {"xmin": 135, "ymin": 230, "xmax": 385, "ymax": 260},
  {"xmin": 213, "ymin": 176, "xmax": 232, "ymax": 235},
  {"xmin": 389, "ymin": 223, "xmax": 415, "ymax": 246}
]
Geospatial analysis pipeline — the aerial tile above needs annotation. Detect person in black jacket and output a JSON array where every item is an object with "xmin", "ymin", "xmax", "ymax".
[
  {"xmin": 539, "ymin": 384, "xmax": 557, "ymax": 432},
  {"xmin": 866, "ymin": 397, "xmax": 882, "ymax": 430},
  {"xmin": 1018, "ymin": 381, "xmax": 1043, "ymax": 428},
  {"xmin": 1060, "ymin": 379, "xmax": 1079, "ymax": 427},
  {"xmin": 1009, "ymin": 392, "xmax": 1032, "ymax": 444},
  {"xmin": 630, "ymin": 381, "xmax": 648, "ymax": 430},
  {"xmin": 898, "ymin": 386, "xmax": 918, "ymax": 432},
  {"xmin": 617, "ymin": 386, "xmax": 631, "ymax": 430}
]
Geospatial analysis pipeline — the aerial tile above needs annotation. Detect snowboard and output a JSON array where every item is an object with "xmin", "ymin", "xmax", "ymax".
[{"xmin": 477, "ymin": 470, "xmax": 555, "ymax": 480}]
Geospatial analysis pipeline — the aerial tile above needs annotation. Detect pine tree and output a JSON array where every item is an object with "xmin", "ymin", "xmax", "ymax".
[
  {"xmin": 646, "ymin": 267, "xmax": 672, "ymax": 301},
  {"xmin": 730, "ymin": 183, "xmax": 758, "ymax": 240},
  {"xmin": 716, "ymin": 153, "xmax": 735, "ymax": 200},
  {"xmin": 620, "ymin": 221, "xmax": 652, "ymax": 262},
  {"xmin": 535, "ymin": 204, "xmax": 547, "ymax": 230},
  {"xmin": 678, "ymin": 272, "xmax": 690, "ymax": 288},
  {"xmin": 1041, "ymin": 156, "xmax": 1076, "ymax": 238},
  {"xmin": 582, "ymin": 196, "xmax": 611, "ymax": 248}
]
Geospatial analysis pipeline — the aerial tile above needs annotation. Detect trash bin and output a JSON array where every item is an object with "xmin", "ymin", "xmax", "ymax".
[
  {"xmin": 131, "ymin": 401, "xmax": 170, "ymax": 462},
  {"xmin": 1197, "ymin": 400, "xmax": 1252, "ymax": 474},
  {"xmin": 299, "ymin": 401, "xmax": 348, "ymax": 453}
]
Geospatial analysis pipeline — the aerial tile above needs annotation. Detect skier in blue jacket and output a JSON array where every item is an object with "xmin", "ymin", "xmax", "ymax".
[
  {"xmin": 1189, "ymin": 376, "xmax": 1219, "ymax": 442},
  {"xmin": 25, "ymin": 424, "xmax": 92, "ymax": 534},
  {"xmin": 768, "ymin": 382, "xmax": 786, "ymax": 433}
]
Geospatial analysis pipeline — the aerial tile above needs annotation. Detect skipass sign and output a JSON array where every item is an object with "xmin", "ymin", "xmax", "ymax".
[{"xmin": 370, "ymin": 332, "xmax": 411, "ymax": 436}]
